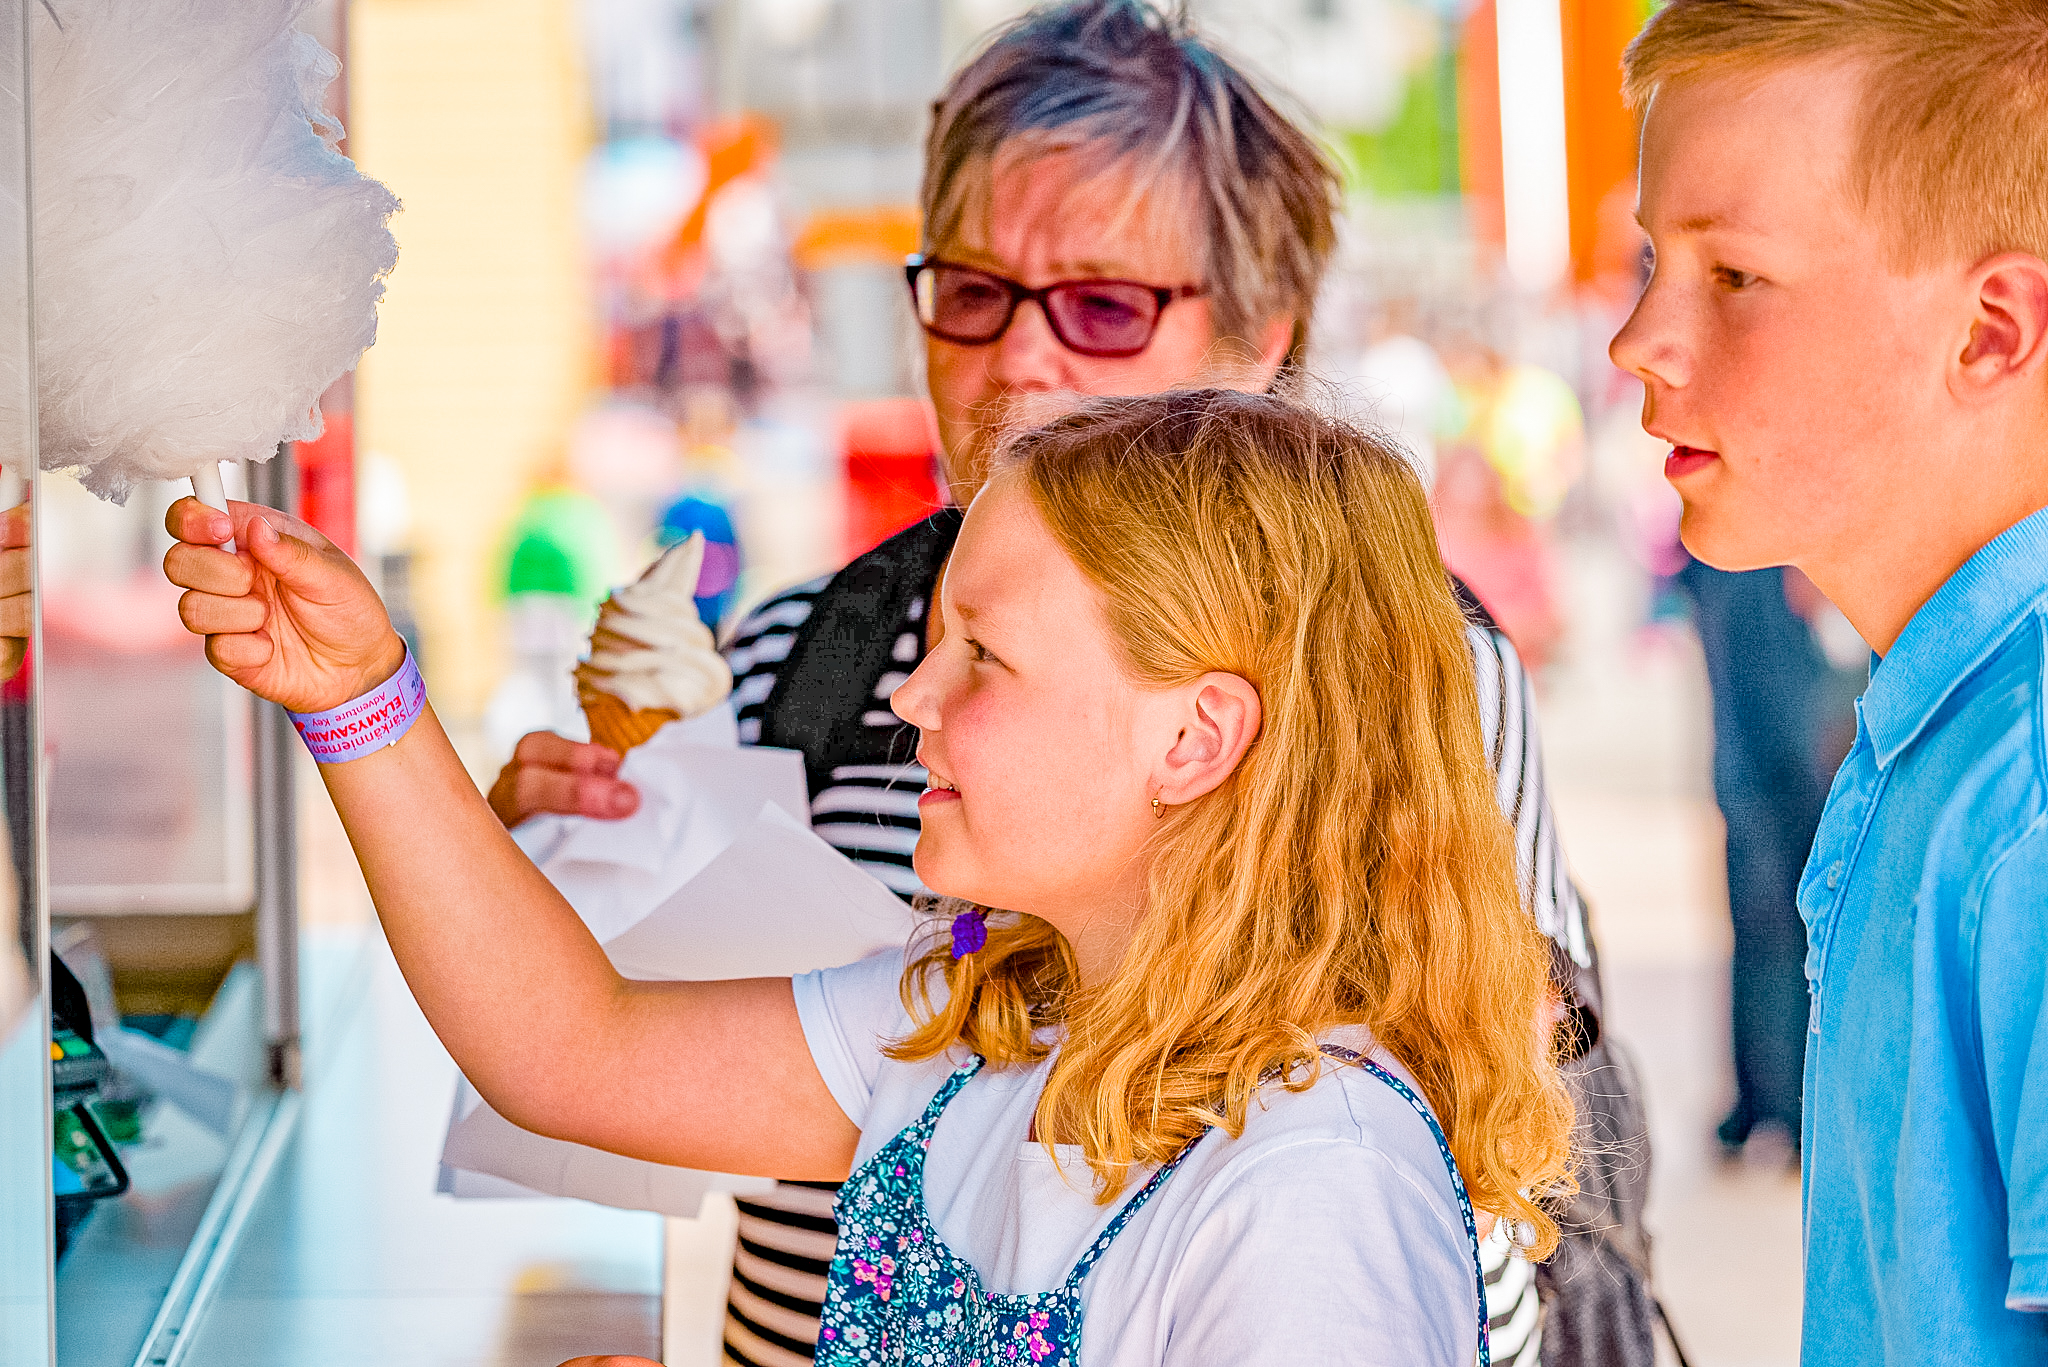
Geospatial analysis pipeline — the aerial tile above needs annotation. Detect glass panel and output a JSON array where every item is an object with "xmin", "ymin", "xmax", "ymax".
[
  {"xmin": 0, "ymin": 0, "xmax": 48, "ymax": 1358},
  {"xmin": 26, "ymin": 2, "xmax": 294, "ymax": 1360},
  {"xmin": 44, "ymin": 470, "xmax": 266, "ymax": 1367}
]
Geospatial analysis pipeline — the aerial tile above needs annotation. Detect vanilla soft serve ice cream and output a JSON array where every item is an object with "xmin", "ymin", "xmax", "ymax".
[{"xmin": 575, "ymin": 534, "xmax": 733, "ymax": 752}]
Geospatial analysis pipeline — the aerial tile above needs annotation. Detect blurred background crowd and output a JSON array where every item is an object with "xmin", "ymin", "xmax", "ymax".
[
  {"xmin": 32, "ymin": 3, "xmax": 1875, "ymax": 1363},
  {"xmin": 41, "ymin": 0, "xmax": 1797, "ymax": 741}
]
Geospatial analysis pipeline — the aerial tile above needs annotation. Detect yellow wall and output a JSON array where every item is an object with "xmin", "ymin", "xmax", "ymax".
[{"xmin": 349, "ymin": 0, "xmax": 592, "ymax": 717}]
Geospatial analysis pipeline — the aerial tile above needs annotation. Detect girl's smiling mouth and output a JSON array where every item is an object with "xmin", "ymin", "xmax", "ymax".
[{"xmin": 918, "ymin": 760, "xmax": 961, "ymax": 808}]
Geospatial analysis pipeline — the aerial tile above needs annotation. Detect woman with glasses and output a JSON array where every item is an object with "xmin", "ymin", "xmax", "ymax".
[{"xmin": 489, "ymin": 5, "xmax": 1648, "ymax": 1366}]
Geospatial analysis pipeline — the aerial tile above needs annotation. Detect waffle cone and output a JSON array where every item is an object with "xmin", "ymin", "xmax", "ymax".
[{"xmin": 579, "ymin": 687, "xmax": 680, "ymax": 755}]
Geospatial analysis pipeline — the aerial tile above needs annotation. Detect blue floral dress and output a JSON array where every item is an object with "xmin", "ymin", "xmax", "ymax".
[{"xmin": 816, "ymin": 1045, "xmax": 1491, "ymax": 1366}]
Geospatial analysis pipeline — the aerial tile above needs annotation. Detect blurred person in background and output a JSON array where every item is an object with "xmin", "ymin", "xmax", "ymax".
[
  {"xmin": 1432, "ymin": 338, "xmax": 1585, "ymax": 672},
  {"xmin": 1350, "ymin": 297, "xmax": 1459, "ymax": 487},
  {"xmin": 1676, "ymin": 562, "xmax": 1834, "ymax": 1164},
  {"xmin": 1433, "ymin": 443, "xmax": 1565, "ymax": 672},
  {"xmin": 490, "ymin": 4, "xmax": 1655, "ymax": 1364}
]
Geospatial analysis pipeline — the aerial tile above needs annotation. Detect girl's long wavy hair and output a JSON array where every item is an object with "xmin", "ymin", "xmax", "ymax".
[{"xmin": 888, "ymin": 389, "xmax": 1576, "ymax": 1254}]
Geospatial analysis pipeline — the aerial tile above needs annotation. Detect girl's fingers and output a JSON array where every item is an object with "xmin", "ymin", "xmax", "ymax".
[
  {"xmin": 165, "ymin": 495, "xmax": 236, "ymax": 548},
  {"xmin": 179, "ymin": 590, "xmax": 269, "ymax": 637},
  {"xmin": 165, "ymin": 497, "xmax": 334, "ymax": 556},
  {"xmin": 225, "ymin": 498, "xmax": 332, "ymax": 553},
  {"xmin": 242, "ymin": 513, "xmax": 362, "ymax": 608},
  {"xmin": 204, "ymin": 630, "xmax": 276, "ymax": 675},
  {"xmin": 164, "ymin": 540, "xmax": 257, "ymax": 597}
]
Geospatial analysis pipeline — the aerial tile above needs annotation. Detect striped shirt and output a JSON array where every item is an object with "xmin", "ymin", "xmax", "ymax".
[{"xmin": 718, "ymin": 573, "xmax": 1584, "ymax": 1367}]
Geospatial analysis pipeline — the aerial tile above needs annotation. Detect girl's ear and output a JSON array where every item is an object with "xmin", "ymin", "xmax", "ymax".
[{"xmin": 1155, "ymin": 672, "xmax": 1262, "ymax": 807}]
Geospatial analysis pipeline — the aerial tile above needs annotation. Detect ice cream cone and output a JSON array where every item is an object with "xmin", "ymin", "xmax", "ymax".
[
  {"xmin": 579, "ymin": 686, "xmax": 681, "ymax": 755},
  {"xmin": 571, "ymin": 534, "xmax": 731, "ymax": 755}
]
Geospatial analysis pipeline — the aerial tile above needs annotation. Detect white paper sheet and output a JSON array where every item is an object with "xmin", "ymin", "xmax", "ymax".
[
  {"xmin": 510, "ymin": 715, "xmax": 809, "ymax": 944},
  {"xmin": 440, "ymin": 728, "xmax": 917, "ymax": 1219},
  {"xmin": 438, "ymin": 1075, "xmax": 775, "ymax": 1216},
  {"xmin": 509, "ymin": 704, "xmax": 741, "ymax": 870},
  {"xmin": 604, "ymin": 805, "xmax": 912, "ymax": 982}
]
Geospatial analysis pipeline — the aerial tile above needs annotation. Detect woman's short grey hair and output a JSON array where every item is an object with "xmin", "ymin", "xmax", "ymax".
[{"xmin": 922, "ymin": 0, "xmax": 1341, "ymax": 362}]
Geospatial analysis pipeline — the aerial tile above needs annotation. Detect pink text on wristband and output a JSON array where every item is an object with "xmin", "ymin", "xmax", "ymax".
[{"xmin": 288, "ymin": 649, "xmax": 426, "ymax": 764}]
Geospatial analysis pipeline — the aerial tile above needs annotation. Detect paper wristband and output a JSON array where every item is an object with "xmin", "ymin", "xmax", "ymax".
[{"xmin": 287, "ymin": 649, "xmax": 427, "ymax": 764}]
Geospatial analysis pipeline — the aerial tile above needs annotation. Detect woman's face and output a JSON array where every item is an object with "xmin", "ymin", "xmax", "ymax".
[{"xmin": 924, "ymin": 148, "xmax": 1290, "ymax": 495}]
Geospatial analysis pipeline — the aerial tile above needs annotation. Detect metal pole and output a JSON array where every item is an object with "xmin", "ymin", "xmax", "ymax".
[{"xmin": 247, "ymin": 447, "xmax": 300, "ymax": 1090}]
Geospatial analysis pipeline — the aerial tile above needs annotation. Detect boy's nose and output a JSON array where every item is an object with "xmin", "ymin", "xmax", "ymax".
[{"xmin": 1609, "ymin": 289, "xmax": 1690, "ymax": 391}]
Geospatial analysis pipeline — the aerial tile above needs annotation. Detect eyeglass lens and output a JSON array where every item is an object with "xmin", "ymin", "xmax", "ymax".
[{"xmin": 915, "ymin": 264, "xmax": 1164, "ymax": 357}]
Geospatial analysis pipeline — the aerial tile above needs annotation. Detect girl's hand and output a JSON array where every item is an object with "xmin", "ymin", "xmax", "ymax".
[
  {"xmin": 165, "ymin": 500, "xmax": 855, "ymax": 1186},
  {"xmin": 163, "ymin": 496, "xmax": 404, "ymax": 714}
]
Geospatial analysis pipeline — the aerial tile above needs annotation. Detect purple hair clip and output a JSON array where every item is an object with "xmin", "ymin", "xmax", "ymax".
[{"xmin": 950, "ymin": 908, "xmax": 988, "ymax": 959}]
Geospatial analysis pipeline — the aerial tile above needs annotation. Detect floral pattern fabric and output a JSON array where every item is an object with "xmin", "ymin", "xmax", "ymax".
[{"xmin": 817, "ymin": 1048, "xmax": 1490, "ymax": 1367}]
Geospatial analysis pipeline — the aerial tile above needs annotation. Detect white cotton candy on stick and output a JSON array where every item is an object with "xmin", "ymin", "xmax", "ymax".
[{"xmin": 28, "ymin": 0, "xmax": 400, "ymax": 507}]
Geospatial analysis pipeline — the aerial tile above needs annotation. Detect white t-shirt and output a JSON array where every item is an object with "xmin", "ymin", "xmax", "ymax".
[{"xmin": 792, "ymin": 948, "xmax": 1481, "ymax": 1366}]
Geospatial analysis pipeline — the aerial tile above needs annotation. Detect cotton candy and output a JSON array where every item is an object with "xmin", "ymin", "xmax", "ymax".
[{"xmin": 31, "ymin": 0, "xmax": 399, "ymax": 503}]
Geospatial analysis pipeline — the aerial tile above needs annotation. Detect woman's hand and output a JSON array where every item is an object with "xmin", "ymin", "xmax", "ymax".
[
  {"xmin": 163, "ymin": 496, "xmax": 404, "ymax": 713},
  {"xmin": 487, "ymin": 731, "xmax": 641, "ymax": 828}
]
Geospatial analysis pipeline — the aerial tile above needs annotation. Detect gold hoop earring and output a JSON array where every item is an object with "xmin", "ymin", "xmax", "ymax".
[{"xmin": 1151, "ymin": 796, "xmax": 1165, "ymax": 819}]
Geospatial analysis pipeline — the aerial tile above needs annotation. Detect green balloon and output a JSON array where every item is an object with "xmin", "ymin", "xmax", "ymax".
[{"xmin": 502, "ymin": 487, "xmax": 615, "ymax": 606}]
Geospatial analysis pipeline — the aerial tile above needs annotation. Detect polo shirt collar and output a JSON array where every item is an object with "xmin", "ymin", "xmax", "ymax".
[{"xmin": 1861, "ymin": 506, "xmax": 2048, "ymax": 768}]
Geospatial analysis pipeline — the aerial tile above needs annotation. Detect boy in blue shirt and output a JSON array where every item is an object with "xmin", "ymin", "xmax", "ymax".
[{"xmin": 1612, "ymin": 2, "xmax": 2048, "ymax": 1362}]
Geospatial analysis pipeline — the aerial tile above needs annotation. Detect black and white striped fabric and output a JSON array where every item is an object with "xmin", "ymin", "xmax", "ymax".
[
  {"xmin": 718, "ymin": 575, "xmax": 1582, "ymax": 1367},
  {"xmin": 729, "ymin": 573, "xmax": 932, "ymax": 899}
]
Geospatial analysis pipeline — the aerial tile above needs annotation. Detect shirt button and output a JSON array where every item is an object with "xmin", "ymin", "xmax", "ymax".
[{"xmin": 1826, "ymin": 862, "xmax": 1843, "ymax": 889}]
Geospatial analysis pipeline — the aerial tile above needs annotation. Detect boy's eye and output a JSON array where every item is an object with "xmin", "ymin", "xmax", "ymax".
[
  {"xmin": 965, "ymin": 637, "xmax": 1001, "ymax": 666},
  {"xmin": 1712, "ymin": 266, "xmax": 1759, "ymax": 291}
]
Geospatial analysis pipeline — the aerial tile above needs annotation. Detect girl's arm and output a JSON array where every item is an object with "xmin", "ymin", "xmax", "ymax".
[{"xmin": 163, "ymin": 497, "xmax": 857, "ymax": 1178}]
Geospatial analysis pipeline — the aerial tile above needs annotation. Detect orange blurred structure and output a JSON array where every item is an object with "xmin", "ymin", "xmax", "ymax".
[
  {"xmin": 1564, "ymin": 0, "xmax": 1646, "ymax": 286},
  {"xmin": 1457, "ymin": 0, "xmax": 1506, "ymax": 261},
  {"xmin": 793, "ymin": 206, "xmax": 920, "ymax": 272},
  {"xmin": 840, "ymin": 397, "xmax": 941, "ymax": 559},
  {"xmin": 1458, "ymin": 0, "xmax": 1647, "ymax": 285},
  {"xmin": 658, "ymin": 113, "xmax": 778, "ymax": 280},
  {"xmin": 296, "ymin": 405, "xmax": 356, "ymax": 557}
]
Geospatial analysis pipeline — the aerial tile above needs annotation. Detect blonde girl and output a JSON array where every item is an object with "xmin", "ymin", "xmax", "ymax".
[{"xmin": 163, "ymin": 388, "xmax": 1573, "ymax": 1366}]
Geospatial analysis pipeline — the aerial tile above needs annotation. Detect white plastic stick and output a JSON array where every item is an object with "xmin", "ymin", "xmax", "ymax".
[{"xmin": 190, "ymin": 461, "xmax": 236, "ymax": 552}]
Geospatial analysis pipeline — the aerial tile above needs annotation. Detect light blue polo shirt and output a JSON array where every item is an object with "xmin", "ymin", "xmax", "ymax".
[{"xmin": 1800, "ymin": 506, "xmax": 2048, "ymax": 1365}]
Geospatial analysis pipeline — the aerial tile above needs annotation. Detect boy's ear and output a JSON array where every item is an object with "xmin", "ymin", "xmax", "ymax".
[{"xmin": 1955, "ymin": 252, "xmax": 2048, "ymax": 402}]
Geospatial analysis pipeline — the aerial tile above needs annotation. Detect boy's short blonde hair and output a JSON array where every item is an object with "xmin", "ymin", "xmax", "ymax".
[{"xmin": 1624, "ymin": 0, "xmax": 2048, "ymax": 272}]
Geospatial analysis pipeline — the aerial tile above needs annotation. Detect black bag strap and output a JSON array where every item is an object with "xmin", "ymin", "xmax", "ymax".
[
  {"xmin": 1449, "ymin": 571, "xmax": 1496, "ymax": 633},
  {"xmin": 758, "ymin": 508, "xmax": 966, "ymax": 799}
]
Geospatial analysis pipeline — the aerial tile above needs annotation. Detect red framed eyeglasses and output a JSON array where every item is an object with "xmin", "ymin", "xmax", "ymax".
[{"xmin": 905, "ymin": 254, "xmax": 1205, "ymax": 359}]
